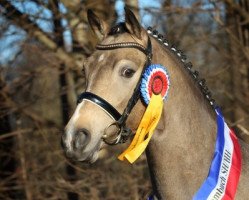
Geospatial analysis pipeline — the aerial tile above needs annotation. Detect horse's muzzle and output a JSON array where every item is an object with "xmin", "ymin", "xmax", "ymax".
[
  {"xmin": 73, "ymin": 129, "xmax": 90, "ymax": 150},
  {"xmin": 61, "ymin": 129, "xmax": 92, "ymax": 161}
]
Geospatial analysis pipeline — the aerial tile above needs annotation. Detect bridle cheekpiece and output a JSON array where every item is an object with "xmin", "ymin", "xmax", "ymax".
[{"xmin": 77, "ymin": 35, "xmax": 152, "ymax": 145}]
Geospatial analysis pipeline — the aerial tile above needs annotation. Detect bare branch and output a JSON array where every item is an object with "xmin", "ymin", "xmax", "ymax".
[{"xmin": 0, "ymin": 0, "xmax": 78, "ymax": 69}]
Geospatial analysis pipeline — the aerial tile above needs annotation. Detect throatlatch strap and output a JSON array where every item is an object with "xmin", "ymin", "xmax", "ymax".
[{"xmin": 118, "ymin": 94, "xmax": 163, "ymax": 163}]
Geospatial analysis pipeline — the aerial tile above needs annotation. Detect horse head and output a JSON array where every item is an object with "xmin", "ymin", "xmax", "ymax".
[{"xmin": 62, "ymin": 8, "xmax": 149, "ymax": 162}]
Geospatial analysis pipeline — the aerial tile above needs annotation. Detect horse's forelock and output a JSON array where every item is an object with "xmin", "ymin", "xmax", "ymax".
[{"xmin": 108, "ymin": 23, "xmax": 129, "ymax": 36}]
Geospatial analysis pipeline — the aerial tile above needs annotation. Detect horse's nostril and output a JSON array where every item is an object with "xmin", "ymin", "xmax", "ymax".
[{"xmin": 73, "ymin": 129, "xmax": 90, "ymax": 150}]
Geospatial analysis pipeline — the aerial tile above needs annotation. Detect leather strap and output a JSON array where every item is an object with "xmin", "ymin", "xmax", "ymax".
[
  {"xmin": 77, "ymin": 36, "xmax": 152, "ymax": 144},
  {"xmin": 95, "ymin": 37, "xmax": 152, "ymax": 128},
  {"xmin": 77, "ymin": 92, "xmax": 121, "ymax": 121},
  {"xmin": 96, "ymin": 42, "xmax": 151, "ymax": 58}
]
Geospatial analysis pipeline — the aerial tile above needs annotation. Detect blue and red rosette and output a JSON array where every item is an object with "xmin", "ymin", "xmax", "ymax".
[{"xmin": 140, "ymin": 64, "xmax": 170, "ymax": 105}]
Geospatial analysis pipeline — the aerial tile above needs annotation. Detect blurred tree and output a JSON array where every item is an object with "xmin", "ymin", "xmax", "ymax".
[
  {"xmin": 225, "ymin": 0, "xmax": 249, "ymax": 142},
  {"xmin": 0, "ymin": 1, "xmax": 248, "ymax": 200},
  {"xmin": 0, "ymin": 66, "xmax": 21, "ymax": 199},
  {"xmin": 0, "ymin": 1, "xmax": 116, "ymax": 200}
]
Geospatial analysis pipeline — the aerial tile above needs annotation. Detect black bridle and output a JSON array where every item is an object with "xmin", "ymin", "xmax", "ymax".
[{"xmin": 77, "ymin": 36, "xmax": 152, "ymax": 145}]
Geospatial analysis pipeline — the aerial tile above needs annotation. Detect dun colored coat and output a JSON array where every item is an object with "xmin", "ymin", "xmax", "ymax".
[{"xmin": 62, "ymin": 8, "xmax": 249, "ymax": 200}]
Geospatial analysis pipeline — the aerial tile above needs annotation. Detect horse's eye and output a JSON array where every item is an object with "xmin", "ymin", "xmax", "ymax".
[{"xmin": 121, "ymin": 68, "xmax": 135, "ymax": 78}]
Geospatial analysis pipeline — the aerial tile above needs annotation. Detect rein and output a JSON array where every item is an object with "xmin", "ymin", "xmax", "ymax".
[{"xmin": 77, "ymin": 36, "xmax": 152, "ymax": 145}]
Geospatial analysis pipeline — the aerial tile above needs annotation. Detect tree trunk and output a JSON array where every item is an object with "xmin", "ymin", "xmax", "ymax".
[
  {"xmin": 50, "ymin": 1, "xmax": 79, "ymax": 199},
  {"xmin": 0, "ymin": 101, "xmax": 18, "ymax": 199},
  {"xmin": 226, "ymin": 0, "xmax": 249, "ymax": 143}
]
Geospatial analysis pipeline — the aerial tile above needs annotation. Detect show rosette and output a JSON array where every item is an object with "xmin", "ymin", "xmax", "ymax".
[{"xmin": 140, "ymin": 64, "xmax": 170, "ymax": 105}]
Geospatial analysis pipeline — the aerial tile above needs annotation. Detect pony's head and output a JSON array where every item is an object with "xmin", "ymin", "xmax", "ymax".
[{"xmin": 62, "ymin": 8, "xmax": 150, "ymax": 162}]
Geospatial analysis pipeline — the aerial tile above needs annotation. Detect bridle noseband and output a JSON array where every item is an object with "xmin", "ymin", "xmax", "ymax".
[{"xmin": 77, "ymin": 36, "xmax": 152, "ymax": 145}]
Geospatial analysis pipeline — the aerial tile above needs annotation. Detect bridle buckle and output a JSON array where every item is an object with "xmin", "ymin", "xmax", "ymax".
[{"xmin": 102, "ymin": 122, "xmax": 132, "ymax": 145}]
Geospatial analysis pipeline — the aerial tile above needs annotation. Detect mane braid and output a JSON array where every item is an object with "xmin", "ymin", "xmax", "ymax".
[{"xmin": 146, "ymin": 27, "xmax": 217, "ymax": 109}]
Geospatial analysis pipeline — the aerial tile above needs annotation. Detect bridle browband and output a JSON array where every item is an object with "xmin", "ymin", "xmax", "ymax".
[
  {"xmin": 77, "ymin": 36, "xmax": 152, "ymax": 145},
  {"xmin": 96, "ymin": 42, "xmax": 151, "ymax": 57}
]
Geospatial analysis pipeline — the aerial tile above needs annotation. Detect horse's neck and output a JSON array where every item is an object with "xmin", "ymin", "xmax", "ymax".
[{"xmin": 146, "ymin": 39, "xmax": 217, "ymax": 199}]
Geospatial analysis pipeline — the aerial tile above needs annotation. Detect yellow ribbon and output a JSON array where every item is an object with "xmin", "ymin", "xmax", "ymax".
[{"xmin": 118, "ymin": 93, "xmax": 163, "ymax": 163}]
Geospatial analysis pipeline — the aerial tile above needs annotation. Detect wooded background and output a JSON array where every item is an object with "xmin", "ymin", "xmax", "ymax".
[{"xmin": 0, "ymin": 0, "xmax": 248, "ymax": 199}]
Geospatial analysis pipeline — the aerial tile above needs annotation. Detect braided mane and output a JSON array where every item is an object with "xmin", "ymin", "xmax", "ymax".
[
  {"xmin": 146, "ymin": 27, "xmax": 216, "ymax": 109},
  {"xmin": 107, "ymin": 23, "xmax": 216, "ymax": 109}
]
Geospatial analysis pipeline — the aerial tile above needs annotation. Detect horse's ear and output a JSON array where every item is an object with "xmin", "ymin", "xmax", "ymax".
[
  {"xmin": 87, "ymin": 9, "xmax": 108, "ymax": 40},
  {"xmin": 124, "ymin": 6, "xmax": 142, "ymax": 39}
]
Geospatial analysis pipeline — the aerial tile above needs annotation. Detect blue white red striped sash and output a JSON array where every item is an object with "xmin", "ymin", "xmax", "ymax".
[
  {"xmin": 147, "ymin": 108, "xmax": 241, "ymax": 200},
  {"xmin": 193, "ymin": 108, "xmax": 242, "ymax": 200}
]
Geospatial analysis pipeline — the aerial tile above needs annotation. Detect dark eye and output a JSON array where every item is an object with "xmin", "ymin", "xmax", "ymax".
[{"xmin": 121, "ymin": 68, "xmax": 135, "ymax": 78}]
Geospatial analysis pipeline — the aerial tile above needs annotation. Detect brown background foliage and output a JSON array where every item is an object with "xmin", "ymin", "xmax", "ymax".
[{"xmin": 0, "ymin": 0, "xmax": 248, "ymax": 199}]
